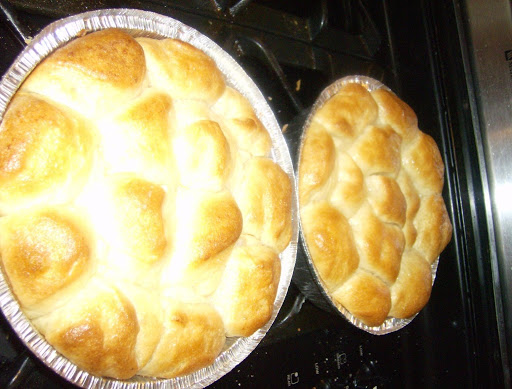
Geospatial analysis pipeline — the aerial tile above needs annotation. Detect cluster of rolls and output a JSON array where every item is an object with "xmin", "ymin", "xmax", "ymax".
[
  {"xmin": 0, "ymin": 29, "xmax": 292, "ymax": 379},
  {"xmin": 298, "ymin": 82, "xmax": 452, "ymax": 327}
]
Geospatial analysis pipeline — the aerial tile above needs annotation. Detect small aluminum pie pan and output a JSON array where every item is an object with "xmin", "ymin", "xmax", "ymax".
[
  {"xmin": 293, "ymin": 75, "xmax": 439, "ymax": 335},
  {"xmin": 0, "ymin": 8, "xmax": 298, "ymax": 388}
]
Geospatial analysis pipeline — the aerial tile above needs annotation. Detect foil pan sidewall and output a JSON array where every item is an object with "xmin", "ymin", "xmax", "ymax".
[
  {"xmin": 0, "ymin": 8, "xmax": 298, "ymax": 389},
  {"xmin": 295, "ymin": 75, "xmax": 439, "ymax": 335}
]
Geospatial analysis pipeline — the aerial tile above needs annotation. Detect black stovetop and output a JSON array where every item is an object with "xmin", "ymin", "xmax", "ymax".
[{"xmin": 0, "ymin": 1, "xmax": 506, "ymax": 388}]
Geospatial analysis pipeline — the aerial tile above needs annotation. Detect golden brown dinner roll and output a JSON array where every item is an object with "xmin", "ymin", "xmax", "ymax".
[
  {"xmin": 173, "ymin": 119, "xmax": 231, "ymax": 191},
  {"xmin": 350, "ymin": 203, "xmax": 405, "ymax": 285},
  {"xmin": 173, "ymin": 99, "xmax": 212, "ymax": 130},
  {"xmin": 213, "ymin": 237, "xmax": 281, "ymax": 337},
  {"xmin": 86, "ymin": 174, "xmax": 169, "ymax": 274},
  {"xmin": 331, "ymin": 270, "xmax": 392, "ymax": 327},
  {"xmin": 299, "ymin": 81, "xmax": 452, "ymax": 327},
  {"xmin": 136, "ymin": 37, "xmax": 225, "ymax": 103},
  {"xmin": 389, "ymin": 249, "xmax": 433, "ymax": 319},
  {"xmin": 177, "ymin": 189, "xmax": 242, "ymax": 266},
  {"xmin": 0, "ymin": 93, "xmax": 92, "ymax": 214},
  {"xmin": 414, "ymin": 194, "xmax": 453, "ymax": 264},
  {"xmin": 97, "ymin": 89, "xmax": 174, "ymax": 184},
  {"xmin": 113, "ymin": 284, "xmax": 163, "ymax": 370},
  {"xmin": 314, "ymin": 83, "xmax": 378, "ymax": 145},
  {"xmin": 371, "ymin": 88, "xmax": 418, "ymax": 142},
  {"xmin": 138, "ymin": 299, "xmax": 225, "ymax": 378},
  {"xmin": 330, "ymin": 152, "xmax": 365, "ymax": 218},
  {"xmin": 349, "ymin": 124, "xmax": 402, "ymax": 176},
  {"xmin": 396, "ymin": 170, "xmax": 421, "ymax": 248},
  {"xmin": 402, "ymin": 131, "xmax": 445, "ymax": 195},
  {"xmin": 163, "ymin": 189, "xmax": 243, "ymax": 297},
  {"xmin": 301, "ymin": 202, "xmax": 359, "ymax": 291},
  {"xmin": 366, "ymin": 175, "xmax": 406, "ymax": 227},
  {"xmin": 0, "ymin": 207, "xmax": 94, "ymax": 318},
  {"xmin": 0, "ymin": 28, "xmax": 293, "ymax": 379},
  {"xmin": 33, "ymin": 279, "xmax": 139, "ymax": 379},
  {"xmin": 104, "ymin": 174, "xmax": 168, "ymax": 264},
  {"xmin": 21, "ymin": 29, "xmax": 146, "ymax": 117},
  {"xmin": 233, "ymin": 157, "xmax": 293, "ymax": 253},
  {"xmin": 298, "ymin": 121, "xmax": 336, "ymax": 205},
  {"xmin": 212, "ymin": 87, "xmax": 272, "ymax": 156}
]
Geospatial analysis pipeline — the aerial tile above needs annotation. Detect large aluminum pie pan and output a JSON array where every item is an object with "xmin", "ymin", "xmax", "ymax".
[
  {"xmin": 0, "ymin": 8, "xmax": 298, "ymax": 388},
  {"xmin": 293, "ymin": 75, "xmax": 439, "ymax": 335}
]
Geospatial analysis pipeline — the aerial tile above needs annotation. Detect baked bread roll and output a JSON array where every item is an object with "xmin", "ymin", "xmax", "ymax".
[
  {"xmin": 21, "ymin": 29, "xmax": 146, "ymax": 118},
  {"xmin": 213, "ymin": 236, "xmax": 281, "ymax": 337},
  {"xmin": 299, "ymin": 82, "xmax": 452, "ymax": 327},
  {"xmin": 0, "ymin": 29, "xmax": 292, "ymax": 379},
  {"xmin": 136, "ymin": 38, "xmax": 225, "ymax": 103},
  {"xmin": 0, "ymin": 93, "xmax": 92, "ymax": 214}
]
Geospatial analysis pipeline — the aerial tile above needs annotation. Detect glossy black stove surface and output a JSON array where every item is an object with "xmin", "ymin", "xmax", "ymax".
[{"xmin": 0, "ymin": 0, "xmax": 504, "ymax": 388}]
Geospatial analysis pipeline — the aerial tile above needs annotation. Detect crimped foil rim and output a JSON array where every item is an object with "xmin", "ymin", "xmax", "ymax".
[
  {"xmin": 296, "ymin": 75, "xmax": 439, "ymax": 335},
  {"xmin": 0, "ymin": 8, "xmax": 298, "ymax": 388}
]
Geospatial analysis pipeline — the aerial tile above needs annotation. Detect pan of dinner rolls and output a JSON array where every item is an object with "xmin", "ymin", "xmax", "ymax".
[
  {"xmin": 295, "ymin": 75, "xmax": 452, "ymax": 334},
  {"xmin": 0, "ymin": 9, "xmax": 298, "ymax": 388}
]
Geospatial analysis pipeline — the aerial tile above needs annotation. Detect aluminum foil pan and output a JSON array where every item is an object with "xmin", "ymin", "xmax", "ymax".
[
  {"xmin": 0, "ymin": 8, "xmax": 298, "ymax": 388},
  {"xmin": 294, "ymin": 75, "xmax": 439, "ymax": 335}
]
